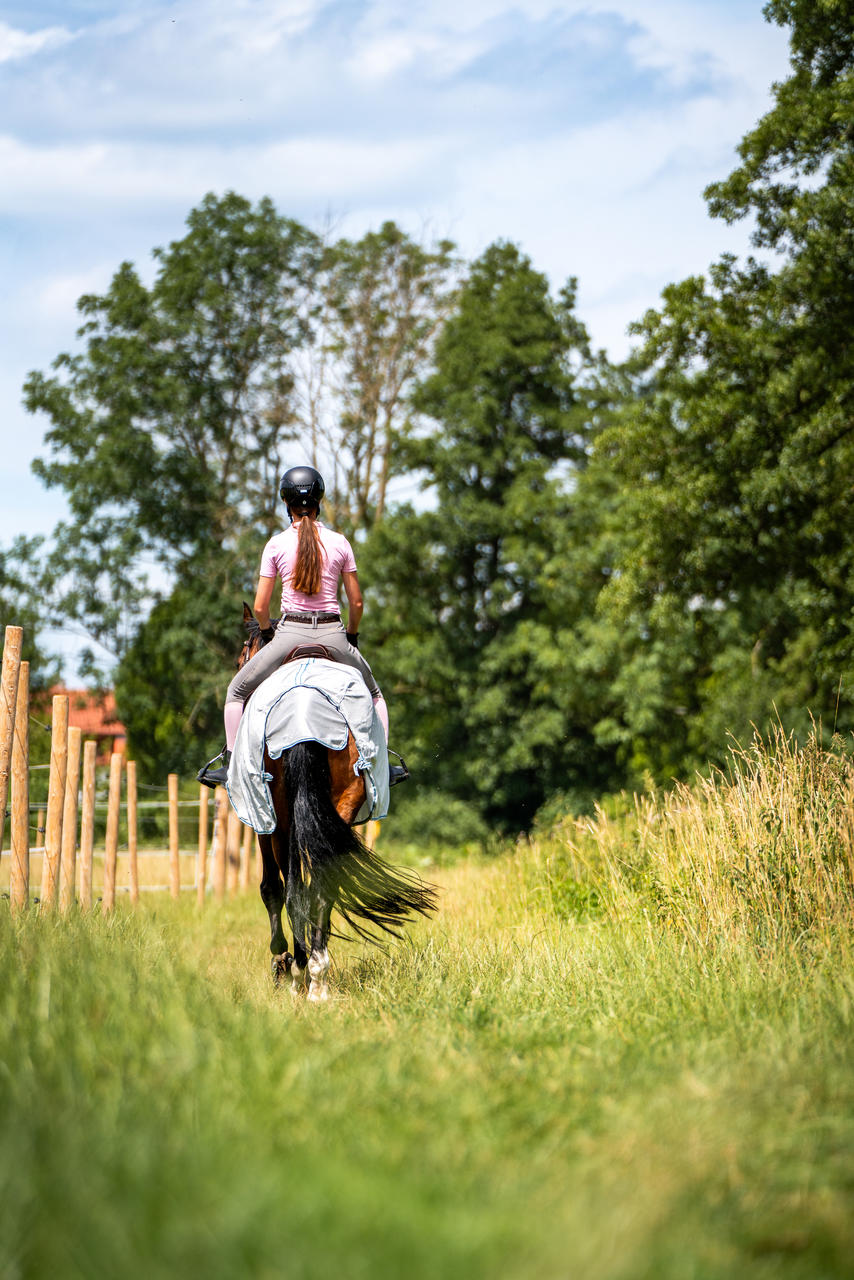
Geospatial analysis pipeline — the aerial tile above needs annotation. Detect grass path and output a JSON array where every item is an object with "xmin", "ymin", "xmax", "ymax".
[{"xmin": 1, "ymin": 847, "xmax": 853, "ymax": 1279}]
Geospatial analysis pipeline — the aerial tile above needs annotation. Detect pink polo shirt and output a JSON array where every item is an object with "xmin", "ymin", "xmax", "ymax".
[{"xmin": 259, "ymin": 522, "xmax": 357, "ymax": 613}]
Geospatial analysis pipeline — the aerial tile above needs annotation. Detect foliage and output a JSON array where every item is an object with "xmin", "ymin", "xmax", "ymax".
[
  {"xmin": 706, "ymin": 0, "xmax": 854, "ymax": 255},
  {"xmin": 113, "ymin": 569, "xmax": 248, "ymax": 776},
  {"xmin": 13, "ymin": 0, "xmax": 854, "ymax": 813},
  {"xmin": 21, "ymin": 197, "xmax": 458, "ymax": 774},
  {"xmin": 23, "ymin": 192, "xmax": 315, "ymax": 667},
  {"xmin": 363, "ymin": 242, "xmax": 618, "ymax": 829},
  {"xmin": 378, "ymin": 787, "xmax": 492, "ymax": 858},
  {"xmin": 581, "ymin": 0, "xmax": 854, "ymax": 777},
  {"xmin": 0, "ymin": 535, "xmax": 60, "ymax": 690},
  {"xmin": 294, "ymin": 221, "xmax": 459, "ymax": 532}
]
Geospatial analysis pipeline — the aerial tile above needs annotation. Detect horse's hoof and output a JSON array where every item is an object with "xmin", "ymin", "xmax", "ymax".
[
  {"xmin": 271, "ymin": 953, "xmax": 291, "ymax": 987},
  {"xmin": 307, "ymin": 949, "xmax": 330, "ymax": 1003}
]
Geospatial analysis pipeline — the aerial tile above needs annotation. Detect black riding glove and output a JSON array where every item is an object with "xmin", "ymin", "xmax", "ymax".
[
  {"xmin": 346, "ymin": 632, "xmax": 359, "ymax": 649},
  {"xmin": 260, "ymin": 626, "xmax": 275, "ymax": 645}
]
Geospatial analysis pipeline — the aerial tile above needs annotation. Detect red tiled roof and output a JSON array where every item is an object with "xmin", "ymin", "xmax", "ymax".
[{"xmin": 47, "ymin": 686, "xmax": 127, "ymax": 739}]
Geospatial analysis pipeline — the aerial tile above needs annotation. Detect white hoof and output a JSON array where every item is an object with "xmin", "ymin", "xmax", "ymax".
[{"xmin": 307, "ymin": 947, "xmax": 330, "ymax": 1004}]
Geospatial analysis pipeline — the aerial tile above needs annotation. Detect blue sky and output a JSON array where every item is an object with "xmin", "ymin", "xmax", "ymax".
[{"xmin": 2, "ymin": 0, "xmax": 791, "ymax": 563}]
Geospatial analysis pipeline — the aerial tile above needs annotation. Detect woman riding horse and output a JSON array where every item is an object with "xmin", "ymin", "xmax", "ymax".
[
  {"xmin": 228, "ymin": 604, "xmax": 435, "ymax": 1000},
  {"xmin": 198, "ymin": 465, "xmax": 408, "ymax": 789}
]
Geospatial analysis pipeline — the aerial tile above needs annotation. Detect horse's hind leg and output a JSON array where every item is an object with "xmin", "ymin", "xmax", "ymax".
[
  {"xmin": 285, "ymin": 844, "xmax": 310, "ymax": 995},
  {"xmin": 307, "ymin": 898, "xmax": 333, "ymax": 1004},
  {"xmin": 259, "ymin": 834, "xmax": 290, "ymax": 987},
  {"xmin": 289, "ymin": 938, "xmax": 309, "ymax": 995}
]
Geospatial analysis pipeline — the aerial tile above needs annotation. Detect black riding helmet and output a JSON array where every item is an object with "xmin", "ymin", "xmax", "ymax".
[{"xmin": 279, "ymin": 465, "xmax": 325, "ymax": 513}]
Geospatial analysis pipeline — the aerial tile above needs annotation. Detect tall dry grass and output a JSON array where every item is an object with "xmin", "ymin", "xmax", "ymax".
[{"xmin": 534, "ymin": 727, "xmax": 854, "ymax": 952}]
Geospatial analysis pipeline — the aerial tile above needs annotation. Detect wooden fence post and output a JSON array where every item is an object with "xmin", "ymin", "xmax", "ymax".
[
  {"xmin": 59, "ymin": 727, "xmax": 83, "ymax": 913},
  {"xmin": 212, "ymin": 786, "xmax": 228, "ymax": 901},
  {"xmin": 9, "ymin": 661, "xmax": 29, "ymax": 913},
  {"xmin": 78, "ymin": 741, "xmax": 97, "ymax": 910},
  {"xmin": 197, "ymin": 785, "xmax": 209, "ymax": 907},
  {"xmin": 39, "ymin": 830, "xmax": 50, "ymax": 904},
  {"xmin": 0, "ymin": 624, "xmax": 23, "ymax": 855},
  {"xmin": 127, "ymin": 761, "xmax": 139, "ymax": 905},
  {"xmin": 168, "ymin": 773, "xmax": 180, "ymax": 898},
  {"xmin": 42, "ymin": 694, "xmax": 69, "ymax": 909},
  {"xmin": 102, "ymin": 752, "xmax": 123, "ymax": 912},
  {"xmin": 240, "ymin": 823, "xmax": 253, "ymax": 892}
]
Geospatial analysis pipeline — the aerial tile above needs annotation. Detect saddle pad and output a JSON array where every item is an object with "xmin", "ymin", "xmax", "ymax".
[{"xmin": 227, "ymin": 657, "xmax": 389, "ymax": 833}]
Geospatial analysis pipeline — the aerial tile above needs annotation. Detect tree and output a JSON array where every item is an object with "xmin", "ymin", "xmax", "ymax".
[
  {"xmin": 24, "ymin": 192, "xmax": 318, "ymax": 668},
  {"xmin": 291, "ymin": 222, "xmax": 458, "ymax": 534},
  {"xmin": 363, "ymin": 242, "xmax": 616, "ymax": 829},
  {"xmin": 23, "ymin": 196, "xmax": 461, "ymax": 775},
  {"xmin": 112, "ymin": 567, "xmax": 249, "ymax": 777},
  {"xmin": 22, "ymin": 193, "xmax": 320, "ymax": 769},
  {"xmin": 0, "ymin": 536, "xmax": 61, "ymax": 691},
  {"xmin": 585, "ymin": 0, "xmax": 854, "ymax": 774}
]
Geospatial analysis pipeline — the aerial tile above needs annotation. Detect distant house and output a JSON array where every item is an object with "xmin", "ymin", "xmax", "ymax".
[{"xmin": 48, "ymin": 686, "xmax": 127, "ymax": 763}]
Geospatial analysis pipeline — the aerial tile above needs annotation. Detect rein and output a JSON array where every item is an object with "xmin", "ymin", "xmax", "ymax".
[{"xmin": 238, "ymin": 613, "xmax": 281, "ymax": 671}]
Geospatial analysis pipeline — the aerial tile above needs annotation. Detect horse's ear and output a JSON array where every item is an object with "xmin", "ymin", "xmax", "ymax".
[{"xmin": 243, "ymin": 601, "xmax": 254, "ymax": 627}]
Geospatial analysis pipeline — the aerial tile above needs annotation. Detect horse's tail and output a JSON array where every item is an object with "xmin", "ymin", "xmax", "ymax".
[{"xmin": 283, "ymin": 740, "xmax": 437, "ymax": 943}]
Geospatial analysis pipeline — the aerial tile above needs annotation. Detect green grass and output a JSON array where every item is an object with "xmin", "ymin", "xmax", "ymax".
[{"xmin": 2, "ymin": 731, "xmax": 853, "ymax": 1278}]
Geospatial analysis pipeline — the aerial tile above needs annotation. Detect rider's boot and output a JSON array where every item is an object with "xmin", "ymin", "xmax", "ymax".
[
  {"xmin": 389, "ymin": 750, "xmax": 409, "ymax": 787},
  {"xmin": 197, "ymin": 748, "xmax": 231, "ymax": 789}
]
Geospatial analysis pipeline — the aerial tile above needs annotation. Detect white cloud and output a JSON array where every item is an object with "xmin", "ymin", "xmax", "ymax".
[
  {"xmin": 35, "ymin": 267, "xmax": 117, "ymax": 323},
  {"xmin": 351, "ymin": 0, "xmax": 790, "ymax": 110},
  {"xmin": 349, "ymin": 31, "xmax": 439, "ymax": 81},
  {"xmin": 574, "ymin": 0, "xmax": 789, "ymax": 92},
  {"xmin": 0, "ymin": 1, "xmax": 743, "ymax": 142},
  {"xmin": 0, "ymin": 136, "xmax": 133, "ymax": 209},
  {"xmin": 0, "ymin": 19, "xmax": 74, "ymax": 64},
  {"xmin": 178, "ymin": 0, "xmax": 321, "ymax": 56},
  {"xmin": 0, "ymin": 90, "xmax": 764, "ymax": 356},
  {"xmin": 0, "ymin": 132, "xmax": 450, "ymax": 215},
  {"xmin": 447, "ymin": 85, "xmax": 773, "ymax": 355}
]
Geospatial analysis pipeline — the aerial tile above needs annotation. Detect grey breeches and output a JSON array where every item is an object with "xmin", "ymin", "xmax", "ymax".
[{"xmin": 226, "ymin": 618, "xmax": 381, "ymax": 703}]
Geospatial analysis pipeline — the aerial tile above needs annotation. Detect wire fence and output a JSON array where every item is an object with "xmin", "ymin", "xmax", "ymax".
[
  {"xmin": 0, "ymin": 624, "xmax": 379, "ymax": 913},
  {"xmin": 0, "ymin": 626, "xmax": 255, "ymax": 910}
]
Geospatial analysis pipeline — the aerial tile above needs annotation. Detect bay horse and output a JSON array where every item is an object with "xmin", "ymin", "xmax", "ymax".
[{"xmin": 235, "ymin": 605, "xmax": 436, "ymax": 1002}]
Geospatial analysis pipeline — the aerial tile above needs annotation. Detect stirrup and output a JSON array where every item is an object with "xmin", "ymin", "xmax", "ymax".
[
  {"xmin": 389, "ymin": 749, "xmax": 410, "ymax": 787},
  {"xmin": 197, "ymin": 748, "xmax": 230, "ymax": 790}
]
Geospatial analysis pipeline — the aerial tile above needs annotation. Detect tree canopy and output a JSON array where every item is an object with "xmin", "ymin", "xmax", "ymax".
[
  {"xmin": 361, "ymin": 243, "xmax": 617, "ymax": 826},
  {"xmin": 19, "ymin": 196, "xmax": 458, "ymax": 775},
  {"xmin": 295, "ymin": 221, "xmax": 459, "ymax": 532},
  {"xmin": 582, "ymin": 0, "xmax": 854, "ymax": 775}
]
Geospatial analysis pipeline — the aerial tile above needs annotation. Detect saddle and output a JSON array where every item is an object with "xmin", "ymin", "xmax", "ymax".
[{"xmin": 282, "ymin": 643, "xmax": 335, "ymax": 664}]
